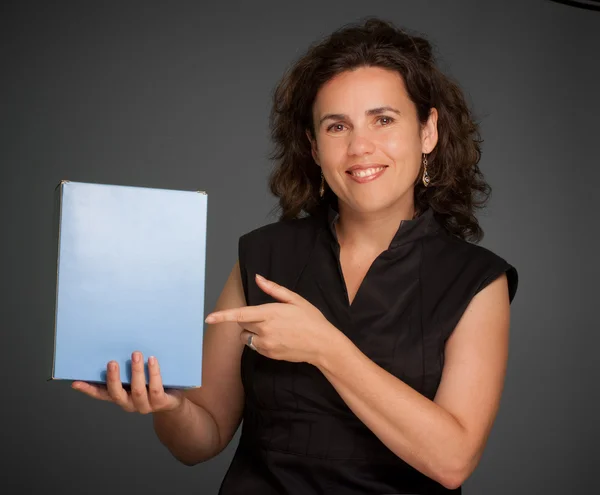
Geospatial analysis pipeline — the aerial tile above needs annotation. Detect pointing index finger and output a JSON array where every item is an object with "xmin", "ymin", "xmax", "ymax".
[{"xmin": 205, "ymin": 305, "xmax": 265, "ymax": 324}]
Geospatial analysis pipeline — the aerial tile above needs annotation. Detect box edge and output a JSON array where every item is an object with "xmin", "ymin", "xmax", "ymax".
[{"xmin": 50, "ymin": 180, "xmax": 66, "ymax": 382}]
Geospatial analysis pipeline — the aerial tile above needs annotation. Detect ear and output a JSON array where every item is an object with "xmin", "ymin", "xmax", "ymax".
[
  {"xmin": 421, "ymin": 107, "xmax": 439, "ymax": 154},
  {"xmin": 305, "ymin": 129, "xmax": 320, "ymax": 166}
]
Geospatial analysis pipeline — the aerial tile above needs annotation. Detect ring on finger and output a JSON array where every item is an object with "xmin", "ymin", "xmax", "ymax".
[{"xmin": 247, "ymin": 334, "xmax": 258, "ymax": 352}]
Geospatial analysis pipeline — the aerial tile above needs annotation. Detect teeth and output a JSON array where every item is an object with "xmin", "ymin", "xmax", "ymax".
[{"xmin": 349, "ymin": 166, "xmax": 385, "ymax": 178}]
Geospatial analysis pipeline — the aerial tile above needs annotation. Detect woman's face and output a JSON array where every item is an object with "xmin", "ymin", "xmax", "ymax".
[{"xmin": 308, "ymin": 66, "xmax": 438, "ymax": 216}]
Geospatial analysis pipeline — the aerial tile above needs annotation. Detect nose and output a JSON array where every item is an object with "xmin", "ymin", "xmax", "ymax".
[{"xmin": 347, "ymin": 129, "xmax": 376, "ymax": 156}]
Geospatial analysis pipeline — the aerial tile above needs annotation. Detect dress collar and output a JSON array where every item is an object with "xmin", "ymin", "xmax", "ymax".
[{"xmin": 325, "ymin": 202, "xmax": 440, "ymax": 248}]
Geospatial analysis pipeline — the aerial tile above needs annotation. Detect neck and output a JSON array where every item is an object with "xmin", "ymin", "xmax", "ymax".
[{"xmin": 334, "ymin": 197, "xmax": 416, "ymax": 252}]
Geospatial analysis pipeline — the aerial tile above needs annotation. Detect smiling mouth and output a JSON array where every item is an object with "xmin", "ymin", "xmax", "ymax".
[
  {"xmin": 346, "ymin": 166, "xmax": 387, "ymax": 178},
  {"xmin": 345, "ymin": 166, "xmax": 388, "ymax": 184}
]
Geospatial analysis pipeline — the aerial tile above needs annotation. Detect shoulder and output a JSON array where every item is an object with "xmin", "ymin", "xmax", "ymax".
[
  {"xmin": 421, "ymin": 229, "xmax": 518, "ymax": 340},
  {"xmin": 238, "ymin": 214, "xmax": 322, "ymax": 257},
  {"xmin": 240, "ymin": 214, "xmax": 319, "ymax": 242},
  {"xmin": 236, "ymin": 214, "xmax": 324, "ymax": 303},
  {"xmin": 424, "ymin": 229, "xmax": 518, "ymax": 303}
]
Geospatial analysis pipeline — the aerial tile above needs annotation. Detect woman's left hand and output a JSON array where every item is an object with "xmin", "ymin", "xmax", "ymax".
[{"xmin": 204, "ymin": 273, "xmax": 342, "ymax": 366}]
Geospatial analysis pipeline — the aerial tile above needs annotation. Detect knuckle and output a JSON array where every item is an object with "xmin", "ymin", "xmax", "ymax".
[
  {"xmin": 148, "ymin": 386, "xmax": 162, "ymax": 398},
  {"xmin": 106, "ymin": 371, "xmax": 119, "ymax": 385},
  {"xmin": 132, "ymin": 387, "xmax": 146, "ymax": 399},
  {"xmin": 107, "ymin": 391, "xmax": 122, "ymax": 404}
]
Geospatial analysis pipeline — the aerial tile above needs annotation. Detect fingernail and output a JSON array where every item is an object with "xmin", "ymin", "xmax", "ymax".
[
  {"xmin": 149, "ymin": 356, "xmax": 155, "ymax": 365},
  {"xmin": 255, "ymin": 273, "xmax": 265, "ymax": 281},
  {"xmin": 205, "ymin": 314, "xmax": 216, "ymax": 323},
  {"xmin": 108, "ymin": 362, "xmax": 116, "ymax": 371},
  {"xmin": 133, "ymin": 352, "xmax": 140, "ymax": 363}
]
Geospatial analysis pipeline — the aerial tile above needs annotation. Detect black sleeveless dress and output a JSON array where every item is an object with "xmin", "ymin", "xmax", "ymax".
[{"xmin": 217, "ymin": 204, "xmax": 518, "ymax": 495}]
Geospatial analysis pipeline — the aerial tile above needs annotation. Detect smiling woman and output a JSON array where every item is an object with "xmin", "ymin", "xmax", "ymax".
[
  {"xmin": 73, "ymin": 16, "xmax": 519, "ymax": 495},
  {"xmin": 208, "ymin": 18, "xmax": 518, "ymax": 494}
]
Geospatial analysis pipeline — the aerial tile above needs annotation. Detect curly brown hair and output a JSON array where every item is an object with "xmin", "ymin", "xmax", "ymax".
[{"xmin": 267, "ymin": 17, "xmax": 491, "ymax": 242}]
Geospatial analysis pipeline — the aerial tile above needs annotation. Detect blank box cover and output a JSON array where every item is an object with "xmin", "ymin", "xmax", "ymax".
[{"xmin": 50, "ymin": 180, "xmax": 207, "ymax": 389}]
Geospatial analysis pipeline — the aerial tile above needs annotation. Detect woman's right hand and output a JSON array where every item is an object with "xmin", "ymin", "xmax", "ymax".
[{"xmin": 72, "ymin": 351, "xmax": 185, "ymax": 414}]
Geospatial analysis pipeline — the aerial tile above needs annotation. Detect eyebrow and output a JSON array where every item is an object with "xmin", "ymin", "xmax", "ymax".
[{"xmin": 318, "ymin": 106, "xmax": 401, "ymax": 127}]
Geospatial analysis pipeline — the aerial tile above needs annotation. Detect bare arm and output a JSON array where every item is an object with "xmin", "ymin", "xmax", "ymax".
[
  {"xmin": 315, "ymin": 274, "xmax": 511, "ymax": 489},
  {"xmin": 152, "ymin": 260, "xmax": 247, "ymax": 465}
]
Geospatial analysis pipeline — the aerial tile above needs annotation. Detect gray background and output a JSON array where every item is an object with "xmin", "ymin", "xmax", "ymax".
[{"xmin": 1, "ymin": 0, "xmax": 598, "ymax": 493}]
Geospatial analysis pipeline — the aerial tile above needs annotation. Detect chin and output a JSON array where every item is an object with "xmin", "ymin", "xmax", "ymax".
[{"xmin": 344, "ymin": 194, "xmax": 404, "ymax": 215}]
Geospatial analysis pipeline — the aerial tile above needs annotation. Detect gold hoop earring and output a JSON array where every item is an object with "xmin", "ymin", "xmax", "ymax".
[
  {"xmin": 319, "ymin": 171, "xmax": 325, "ymax": 198},
  {"xmin": 422, "ymin": 154, "xmax": 431, "ymax": 187}
]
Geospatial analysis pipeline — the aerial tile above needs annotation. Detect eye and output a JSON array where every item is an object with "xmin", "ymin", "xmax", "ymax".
[
  {"xmin": 327, "ymin": 123, "xmax": 346, "ymax": 132},
  {"xmin": 377, "ymin": 116, "xmax": 395, "ymax": 126}
]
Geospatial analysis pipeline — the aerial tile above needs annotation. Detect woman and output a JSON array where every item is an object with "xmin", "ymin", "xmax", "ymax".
[{"xmin": 73, "ymin": 18, "xmax": 518, "ymax": 494}]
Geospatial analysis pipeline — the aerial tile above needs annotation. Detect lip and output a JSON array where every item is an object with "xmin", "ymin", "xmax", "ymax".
[
  {"xmin": 346, "ymin": 163, "xmax": 388, "ymax": 172},
  {"xmin": 346, "ymin": 164, "xmax": 388, "ymax": 184}
]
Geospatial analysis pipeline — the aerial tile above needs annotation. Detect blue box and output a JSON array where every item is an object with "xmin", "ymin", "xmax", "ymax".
[{"xmin": 50, "ymin": 180, "xmax": 207, "ymax": 388}]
